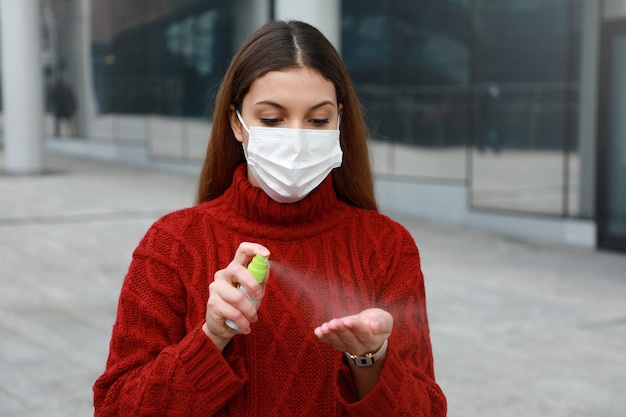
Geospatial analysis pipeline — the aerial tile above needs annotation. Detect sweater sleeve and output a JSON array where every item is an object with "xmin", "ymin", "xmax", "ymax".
[
  {"xmin": 337, "ymin": 221, "xmax": 447, "ymax": 417},
  {"xmin": 93, "ymin": 220, "xmax": 247, "ymax": 416}
]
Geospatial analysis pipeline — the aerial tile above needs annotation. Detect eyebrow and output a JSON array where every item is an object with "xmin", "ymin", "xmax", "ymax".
[{"xmin": 254, "ymin": 100, "xmax": 336, "ymax": 111}]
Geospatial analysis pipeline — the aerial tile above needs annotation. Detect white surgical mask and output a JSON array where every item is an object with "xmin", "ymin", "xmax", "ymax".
[{"xmin": 236, "ymin": 111, "xmax": 343, "ymax": 203}]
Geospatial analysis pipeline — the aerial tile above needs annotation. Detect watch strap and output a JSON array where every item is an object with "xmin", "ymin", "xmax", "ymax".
[{"xmin": 344, "ymin": 339, "xmax": 388, "ymax": 367}]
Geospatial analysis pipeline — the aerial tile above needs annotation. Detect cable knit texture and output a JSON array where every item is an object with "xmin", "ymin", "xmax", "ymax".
[{"xmin": 93, "ymin": 164, "xmax": 447, "ymax": 416}]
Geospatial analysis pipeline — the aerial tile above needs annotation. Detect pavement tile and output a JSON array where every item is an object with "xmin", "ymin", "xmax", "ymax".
[{"xmin": 1, "ymin": 152, "xmax": 625, "ymax": 417}]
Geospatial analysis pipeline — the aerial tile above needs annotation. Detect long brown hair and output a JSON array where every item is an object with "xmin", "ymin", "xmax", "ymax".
[{"xmin": 195, "ymin": 20, "xmax": 377, "ymax": 211}]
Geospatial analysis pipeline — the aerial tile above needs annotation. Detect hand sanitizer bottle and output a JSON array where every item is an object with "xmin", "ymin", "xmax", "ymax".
[{"xmin": 224, "ymin": 254, "xmax": 268, "ymax": 333}]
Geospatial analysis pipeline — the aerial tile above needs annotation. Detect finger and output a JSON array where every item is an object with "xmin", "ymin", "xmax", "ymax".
[
  {"xmin": 214, "ymin": 262, "xmax": 264, "ymax": 302},
  {"xmin": 223, "ymin": 309, "xmax": 253, "ymax": 334},
  {"xmin": 207, "ymin": 294, "xmax": 256, "ymax": 336},
  {"xmin": 314, "ymin": 325, "xmax": 344, "ymax": 346},
  {"xmin": 206, "ymin": 295, "xmax": 240, "ymax": 335},
  {"xmin": 316, "ymin": 320, "xmax": 362, "ymax": 348},
  {"xmin": 217, "ymin": 282, "xmax": 259, "ymax": 320},
  {"xmin": 313, "ymin": 326, "xmax": 325, "ymax": 338},
  {"xmin": 314, "ymin": 319, "xmax": 341, "ymax": 340},
  {"xmin": 315, "ymin": 317, "xmax": 357, "ymax": 337},
  {"xmin": 334, "ymin": 320, "xmax": 368, "ymax": 345},
  {"xmin": 232, "ymin": 243, "xmax": 271, "ymax": 298},
  {"xmin": 324, "ymin": 316, "xmax": 369, "ymax": 338},
  {"xmin": 232, "ymin": 242, "xmax": 270, "ymax": 267},
  {"xmin": 209, "ymin": 280, "xmax": 259, "ymax": 330},
  {"xmin": 213, "ymin": 263, "xmax": 247, "ymax": 286},
  {"xmin": 315, "ymin": 319, "xmax": 340, "ymax": 337},
  {"xmin": 315, "ymin": 316, "xmax": 385, "ymax": 354}
]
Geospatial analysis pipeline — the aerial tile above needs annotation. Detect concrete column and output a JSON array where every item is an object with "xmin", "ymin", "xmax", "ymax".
[
  {"xmin": 274, "ymin": 0, "xmax": 341, "ymax": 51},
  {"xmin": 62, "ymin": 0, "xmax": 95, "ymax": 138},
  {"xmin": 234, "ymin": 0, "xmax": 271, "ymax": 48},
  {"xmin": 604, "ymin": 0, "xmax": 626, "ymax": 19},
  {"xmin": 1, "ymin": 0, "xmax": 44, "ymax": 174}
]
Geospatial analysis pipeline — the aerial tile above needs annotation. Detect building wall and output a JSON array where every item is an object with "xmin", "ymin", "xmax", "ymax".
[{"xmin": 6, "ymin": 0, "xmax": 625, "ymax": 249}]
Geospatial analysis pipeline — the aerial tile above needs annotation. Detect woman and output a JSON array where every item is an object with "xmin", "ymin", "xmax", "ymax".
[{"xmin": 94, "ymin": 20, "xmax": 446, "ymax": 416}]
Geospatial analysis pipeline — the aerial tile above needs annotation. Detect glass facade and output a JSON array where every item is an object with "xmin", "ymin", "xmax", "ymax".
[
  {"xmin": 90, "ymin": 0, "xmax": 233, "ymax": 117},
  {"xmin": 598, "ymin": 22, "xmax": 626, "ymax": 250},
  {"xmin": 342, "ymin": 0, "xmax": 584, "ymax": 217},
  {"xmin": 606, "ymin": 33, "xmax": 626, "ymax": 238},
  {"xmin": 43, "ymin": 0, "xmax": 585, "ymax": 215},
  {"xmin": 30, "ymin": 0, "xmax": 623, "ymax": 250},
  {"xmin": 469, "ymin": 0, "xmax": 582, "ymax": 217},
  {"xmin": 45, "ymin": 0, "xmax": 235, "ymax": 160},
  {"xmin": 342, "ymin": 0, "xmax": 470, "ymax": 181}
]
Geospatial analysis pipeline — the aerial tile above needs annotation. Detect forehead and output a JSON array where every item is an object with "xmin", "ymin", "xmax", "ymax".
[{"xmin": 245, "ymin": 67, "xmax": 337, "ymax": 108}]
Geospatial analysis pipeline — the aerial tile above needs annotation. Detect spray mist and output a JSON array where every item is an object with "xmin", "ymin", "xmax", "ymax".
[{"xmin": 224, "ymin": 254, "xmax": 269, "ymax": 333}]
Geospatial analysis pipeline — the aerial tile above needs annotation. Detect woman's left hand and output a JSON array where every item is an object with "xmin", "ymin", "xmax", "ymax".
[{"xmin": 314, "ymin": 308, "xmax": 393, "ymax": 355}]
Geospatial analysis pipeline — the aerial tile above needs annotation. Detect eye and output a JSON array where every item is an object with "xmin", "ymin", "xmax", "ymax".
[
  {"xmin": 310, "ymin": 119, "xmax": 330, "ymax": 127},
  {"xmin": 260, "ymin": 118, "xmax": 281, "ymax": 126}
]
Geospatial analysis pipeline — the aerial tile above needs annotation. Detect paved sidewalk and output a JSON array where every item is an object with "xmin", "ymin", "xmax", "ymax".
[{"xmin": 1, "ymin": 152, "xmax": 625, "ymax": 417}]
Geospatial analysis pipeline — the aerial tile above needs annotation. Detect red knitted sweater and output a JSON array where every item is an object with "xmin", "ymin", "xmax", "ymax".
[{"xmin": 93, "ymin": 164, "xmax": 446, "ymax": 416}]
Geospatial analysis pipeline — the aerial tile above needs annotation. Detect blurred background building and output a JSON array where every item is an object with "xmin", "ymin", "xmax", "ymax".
[{"xmin": 0, "ymin": 0, "xmax": 625, "ymax": 252}]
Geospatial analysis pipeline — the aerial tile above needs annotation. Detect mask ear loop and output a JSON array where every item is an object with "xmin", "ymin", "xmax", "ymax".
[
  {"xmin": 235, "ymin": 110, "xmax": 250, "ymax": 134},
  {"xmin": 235, "ymin": 110, "xmax": 251, "ymax": 160}
]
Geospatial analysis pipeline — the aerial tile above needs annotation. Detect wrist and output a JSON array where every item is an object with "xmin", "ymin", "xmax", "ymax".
[
  {"xmin": 202, "ymin": 322, "xmax": 231, "ymax": 352},
  {"xmin": 344, "ymin": 339, "xmax": 388, "ymax": 367}
]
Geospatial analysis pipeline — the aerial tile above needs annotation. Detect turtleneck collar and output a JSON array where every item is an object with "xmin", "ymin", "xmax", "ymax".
[{"xmin": 214, "ymin": 164, "xmax": 344, "ymax": 229}]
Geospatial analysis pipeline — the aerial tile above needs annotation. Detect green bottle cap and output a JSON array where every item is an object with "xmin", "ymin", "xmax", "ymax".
[{"xmin": 248, "ymin": 254, "xmax": 268, "ymax": 284}]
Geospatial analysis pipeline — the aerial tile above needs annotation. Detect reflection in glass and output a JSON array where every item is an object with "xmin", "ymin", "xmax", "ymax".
[
  {"xmin": 92, "ymin": 0, "xmax": 232, "ymax": 117},
  {"xmin": 40, "ymin": 0, "xmax": 586, "ymax": 217},
  {"xmin": 606, "ymin": 34, "xmax": 626, "ymax": 237},
  {"xmin": 45, "ymin": 0, "xmax": 233, "ymax": 158},
  {"xmin": 342, "ymin": 0, "xmax": 470, "ymax": 181},
  {"xmin": 469, "ymin": 0, "xmax": 582, "ymax": 216},
  {"xmin": 342, "ymin": 0, "xmax": 583, "ymax": 216}
]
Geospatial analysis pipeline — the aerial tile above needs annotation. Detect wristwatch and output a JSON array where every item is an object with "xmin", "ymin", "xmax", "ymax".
[{"xmin": 344, "ymin": 339, "xmax": 388, "ymax": 367}]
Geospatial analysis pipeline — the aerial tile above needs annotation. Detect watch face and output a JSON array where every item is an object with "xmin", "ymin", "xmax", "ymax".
[{"xmin": 356, "ymin": 357, "xmax": 374, "ymax": 367}]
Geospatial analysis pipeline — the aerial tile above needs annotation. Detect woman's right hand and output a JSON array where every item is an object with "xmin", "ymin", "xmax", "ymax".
[{"xmin": 203, "ymin": 242, "xmax": 270, "ymax": 351}]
